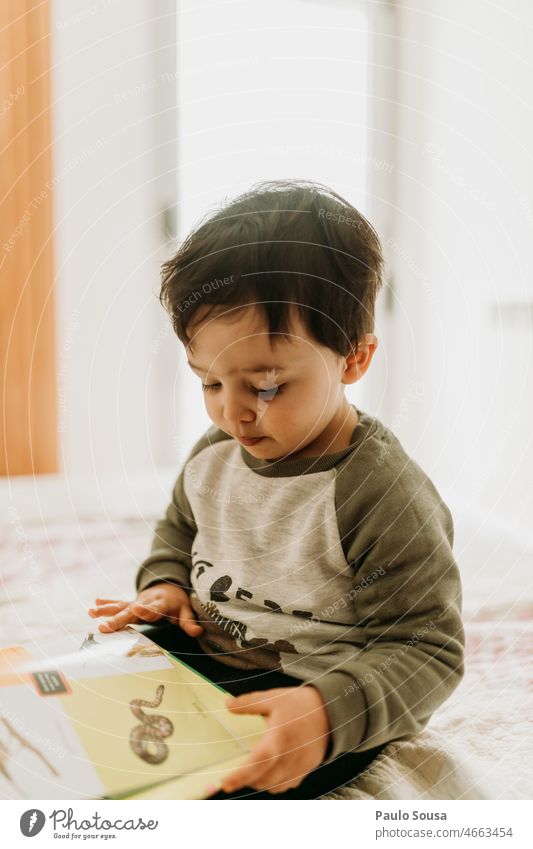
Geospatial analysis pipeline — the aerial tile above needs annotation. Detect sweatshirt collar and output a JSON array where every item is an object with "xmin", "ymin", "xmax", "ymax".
[{"xmin": 240, "ymin": 405, "xmax": 378, "ymax": 477}]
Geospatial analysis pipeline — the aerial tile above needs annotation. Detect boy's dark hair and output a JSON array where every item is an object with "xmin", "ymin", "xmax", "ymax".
[{"xmin": 159, "ymin": 179, "xmax": 384, "ymax": 357}]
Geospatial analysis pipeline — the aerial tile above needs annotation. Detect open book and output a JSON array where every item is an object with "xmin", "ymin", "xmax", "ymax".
[{"xmin": 0, "ymin": 626, "xmax": 267, "ymax": 800}]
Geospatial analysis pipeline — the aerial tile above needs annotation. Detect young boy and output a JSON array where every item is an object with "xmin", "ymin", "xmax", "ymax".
[{"xmin": 89, "ymin": 180, "xmax": 464, "ymax": 799}]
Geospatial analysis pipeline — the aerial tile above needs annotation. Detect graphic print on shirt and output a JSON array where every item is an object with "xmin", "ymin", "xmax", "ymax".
[
  {"xmin": 188, "ymin": 550, "xmax": 313, "ymax": 670},
  {"xmin": 183, "ymin": 440, "xmax": 366, "ymax": 676}
]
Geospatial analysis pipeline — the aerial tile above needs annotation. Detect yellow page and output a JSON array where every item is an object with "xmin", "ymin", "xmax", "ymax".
[
  {"xmin": 118, "ymin": 753, "xmax": 251, "ymax": 800},
  {"xmin": 57, "ymin": 666, "xmax": 255, "ymax": 798},
  {"xmin": 158, "ymin": 646, "xmax": 268, "ymax": 751}
]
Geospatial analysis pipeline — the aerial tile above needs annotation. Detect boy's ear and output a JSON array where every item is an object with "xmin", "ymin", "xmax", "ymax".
[{"xmin": 342, "ymin": 334, "xmax": 378, "ymax": 385}]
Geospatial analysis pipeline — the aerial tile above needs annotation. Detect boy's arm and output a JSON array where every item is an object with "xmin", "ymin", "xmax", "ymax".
[
  {"xmin": 310, "ymin": 470, "xmax": 465, "ymax": 763},
  {"xmin": 135, "ymin": 466, "xmax": 196, "ymax": 594}
]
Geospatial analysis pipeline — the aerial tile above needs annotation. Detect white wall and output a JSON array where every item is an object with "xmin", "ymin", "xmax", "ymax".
[
  {"xmin": 50, "ymin": 0, "xmax": 179, "ymax": 480},
  {"xmin": 384, "ymin": 0, "xmax": 533, "ymax": 534},
  {"xmin": 50, "ymin": 0, "xmax": 378, "ymax": 481},
  {"xmin": 49, "ymin": 0, "xmax": 532, "ymax": 536}
]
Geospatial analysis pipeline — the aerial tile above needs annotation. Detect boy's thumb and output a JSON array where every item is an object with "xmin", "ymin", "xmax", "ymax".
[{"xmin": 179, "ymin": 604, "xmax": 203, "ymax": 634}]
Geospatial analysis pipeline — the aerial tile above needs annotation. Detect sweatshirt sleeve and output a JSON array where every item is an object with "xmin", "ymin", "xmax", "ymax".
[
  {"xmin": 310, "ymin": 458, "xmax": 465, "ymax": 762},
  {"xmin": 135, "ymin": 425, "xmax": 227, "ymax": 594},
  {"xmin": 135, "ymin": 464, "xmax": 197, "ymax": 594}
]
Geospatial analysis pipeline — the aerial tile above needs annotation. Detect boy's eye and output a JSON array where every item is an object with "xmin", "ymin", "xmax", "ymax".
[{"xmin": 200, "ymin": 382, "xmax": 283, "ymax": 397}]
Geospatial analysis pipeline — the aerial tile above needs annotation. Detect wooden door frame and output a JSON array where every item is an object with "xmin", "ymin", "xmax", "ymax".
[{"xmin": 0, "ymin": 0, "xmax": 57, "ymax": 476}]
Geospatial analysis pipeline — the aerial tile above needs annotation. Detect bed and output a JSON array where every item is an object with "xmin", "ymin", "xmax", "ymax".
[{"xmin": 1, "ymin": 474, "xmax": 532, "ymax": 800}]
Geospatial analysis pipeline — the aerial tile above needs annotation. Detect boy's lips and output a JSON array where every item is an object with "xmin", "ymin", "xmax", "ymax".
[{"xmin": 233, "ymin": 434, "xmax": 265, "ymax": 445}]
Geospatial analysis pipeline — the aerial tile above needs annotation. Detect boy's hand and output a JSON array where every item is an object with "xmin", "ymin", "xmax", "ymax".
[
  {"xmin": 218, "ymin": 685, "xmax": 331, "ymax": 795},
  {"xmin": 88, "ymin": 583, "xmax": 203, "ymax": 637}
]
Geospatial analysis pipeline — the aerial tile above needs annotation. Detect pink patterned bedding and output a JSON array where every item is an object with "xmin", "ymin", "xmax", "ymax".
[{"xmin": 1, "ymin": 507, "xmax": 532, "ymax": 799}]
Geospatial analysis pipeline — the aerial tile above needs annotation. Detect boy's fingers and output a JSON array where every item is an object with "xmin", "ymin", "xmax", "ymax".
[
  {"xmin": 89, "ymin": 601, "xmax": 130, "ymax": 617},
  {"xmin": 129, "ymin": 600, "xmax": 167, "ymax": 623},
  {"xmin": 94, "ymin": 598, "xmax": 128, "ymax": 605},
  {"xmin": 181, "ymin": 620, "xmax": 203, "ymax": 635},
  {"xmin": 221, "ymin": 741, "xmax": 278, "ymax": 792},
  {"xmin": 92, "ymin": 589, "xmax": 201, "ymax": 632},
  {"xmin": 225, "ymin": 692, "xmax": 273, "ymax": 715},
  {"xmin": 98, "ymin": 606, "xmax": 141, "ymax": 632},
  {"xmin": 176, "ymin": 604, "xmax": 203, "ymax": 634}
]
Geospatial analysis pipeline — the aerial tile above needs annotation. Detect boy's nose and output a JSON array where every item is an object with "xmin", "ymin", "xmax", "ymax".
[{"xmin": 222, "ymin": 395, "xmax": 256, "ymax": 428}]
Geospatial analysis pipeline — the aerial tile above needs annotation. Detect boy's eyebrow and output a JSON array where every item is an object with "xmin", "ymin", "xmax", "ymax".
[{"xmin": 187, "ymin": 361, "xmax": 287, "ymax": 375}]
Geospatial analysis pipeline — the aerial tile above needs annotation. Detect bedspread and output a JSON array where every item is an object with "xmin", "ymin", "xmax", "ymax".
[{"xmin": 1, "ymin": 495, "xmax": 531, "ymax": 800}]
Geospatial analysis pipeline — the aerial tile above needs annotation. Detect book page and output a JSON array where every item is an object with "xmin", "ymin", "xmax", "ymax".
[
  {"xmin": 120, "ymin": 753, "xmax": 257, "ymax": 800},
  {"xmin": 0, "ymin": 627, "xmax": 266, "ymax": 800}
]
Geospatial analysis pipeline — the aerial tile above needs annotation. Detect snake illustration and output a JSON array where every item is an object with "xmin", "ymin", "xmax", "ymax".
[{"xmin": 129, "ymin": 684, "xmax": 174, "ymax": 765}]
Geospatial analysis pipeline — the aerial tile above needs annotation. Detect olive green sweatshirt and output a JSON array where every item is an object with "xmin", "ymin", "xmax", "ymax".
[{"xmin": 135, "ymin": 406, "xmax": 465, "ymax": 763}]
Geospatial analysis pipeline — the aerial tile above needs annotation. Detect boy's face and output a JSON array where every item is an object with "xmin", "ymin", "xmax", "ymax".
[{"xmin": 186, "ymin": 304, "xmax": 376, "ymax": 461}]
